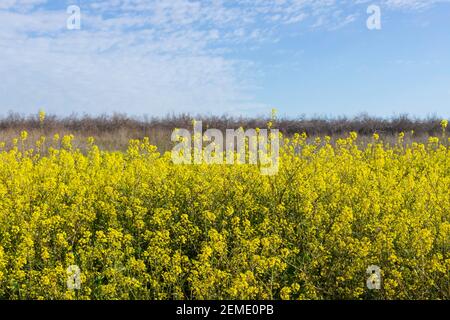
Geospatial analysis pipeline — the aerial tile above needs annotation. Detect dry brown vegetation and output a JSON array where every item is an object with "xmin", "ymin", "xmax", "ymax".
[{"xmin": 0, "ymin": 112, "xmax": 445, "ymax": 152}]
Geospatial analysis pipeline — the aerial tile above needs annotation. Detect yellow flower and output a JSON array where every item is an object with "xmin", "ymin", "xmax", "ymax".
[
  {"xmin": 39, "ymin": 109, "xmax": 46, "ymax": 124},
  {"xmin": 0, "ymin": 130, "xmax": 447, "ymax": 300},
  {"xmin": 271, "ymin": 108, "xmax": 277, "ymax": 120},
  {"xmin": 20, "ymin": 130, "xmax": 28, "ymax": 141}
]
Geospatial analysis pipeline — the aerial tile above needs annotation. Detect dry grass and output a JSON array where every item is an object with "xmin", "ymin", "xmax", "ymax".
[{"xmin": 0, "ymin": 112, "xmax": 445, "ymax": 152}]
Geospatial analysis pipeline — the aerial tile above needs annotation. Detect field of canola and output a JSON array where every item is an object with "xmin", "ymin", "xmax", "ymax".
[{"xmin": 0, "ymin": 125, "xmax": 448, "ymax": 300}]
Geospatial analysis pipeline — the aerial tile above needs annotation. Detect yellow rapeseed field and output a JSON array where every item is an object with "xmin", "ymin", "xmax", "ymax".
[{"xmin": 0, "ymin": 124, "xmax": 448, "ymax": 300}]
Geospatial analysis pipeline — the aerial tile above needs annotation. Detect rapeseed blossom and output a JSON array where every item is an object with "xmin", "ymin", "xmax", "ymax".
[{"xmin": 0, "ymin": 129, "xmax": 448, "ymax": 300}]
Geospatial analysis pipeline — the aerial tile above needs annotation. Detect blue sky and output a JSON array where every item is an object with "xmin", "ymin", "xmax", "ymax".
[{"xmin": 0, "ymin": 0, "xmax": 449, "ymax": 118}]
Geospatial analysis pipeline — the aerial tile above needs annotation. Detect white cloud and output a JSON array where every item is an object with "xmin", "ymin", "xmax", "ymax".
[
  {"xmin": 0, "ymin": 5, "xmax": 261, "ymax": 115},
  {"xmin": 0, "ymin": 46, "xmax": 259, "ymax": 115},
  {"xmin": 0, "ymin": 0, "xmax": 447, "ymax": 115},
  {"xmin": 383, "ymin": 0, "xmax": 450, "ymax": 9},
  {"xmin": 0, "ymin": 0, "xmax": 47, "ymax": 11}
]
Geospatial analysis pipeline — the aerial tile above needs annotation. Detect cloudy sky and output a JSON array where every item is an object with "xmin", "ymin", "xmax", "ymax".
[{"xmin": 0, "ymin": 0, "xmax": 449, "ymax": 117}]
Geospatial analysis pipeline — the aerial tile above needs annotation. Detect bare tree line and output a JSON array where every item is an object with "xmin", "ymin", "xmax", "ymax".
[{"xmin": 0, "ymin": 112, "xmax": 446, "ymax": 152}]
